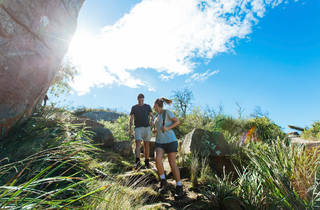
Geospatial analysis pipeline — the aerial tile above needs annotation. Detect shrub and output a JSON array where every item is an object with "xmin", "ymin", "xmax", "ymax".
[
  {"xmin": 243, "ymin": 116, "xmax": 286, "ymax": 144},
  {"xmin": 100, "ymin": 115, "xmax": 131, "ymax": 141},
  {"xmin": 302, "ymin": 121, "xmax": 320, "ymax": 140}
]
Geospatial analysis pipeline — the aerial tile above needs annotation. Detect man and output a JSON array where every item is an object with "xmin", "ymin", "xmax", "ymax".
[{"xmin": 129, "ymin": 93, "xmax": 153, "ymax": 169}]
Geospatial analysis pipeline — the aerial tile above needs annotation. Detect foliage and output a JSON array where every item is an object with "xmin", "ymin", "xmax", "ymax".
[
  {"xmin": 243, "ymin": 116, "xmax": 287, "ymax": 143},
  {"xmin": 100, "ymin": 115, "xmax": 131, "ymax": 141},
  {"xmin": 49, "ymin": 61, "xmax": 78, "ymax": 97},
  {"xmin": 0, "ymin": 107, "xmax": 149, "ymax": 209},
  {"xmin": 200, "ymin": 139, "xmax": 320, "ymax": 209},
  {"xmin": 302, "ymin": 121, "xmax": 320, "ymax": 140},
  {"xmin": 175, "ymin": 107, "xmax": 216, "ymax": 139},
  {"xmin": 0, "ymin": 107, "xmax": 100, "ymax": 208},
  {"xmin": 73, "ymin": 107, "xmax": 117, "ymax": 117}
]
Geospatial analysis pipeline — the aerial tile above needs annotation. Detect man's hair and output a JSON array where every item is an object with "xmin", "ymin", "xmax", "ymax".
[{"xmin": 137, "ymin": 93, "xmax": 144, "ymax": 99}]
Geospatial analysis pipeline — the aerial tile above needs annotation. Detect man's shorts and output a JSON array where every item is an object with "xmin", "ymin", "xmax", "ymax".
[
  {"xmin": 135, "ymin": 126, "xmax": 151, "ymax": 141},
  {"xmin": 155, "ymin": 141, "xmax": 178, "ymax": 154}
]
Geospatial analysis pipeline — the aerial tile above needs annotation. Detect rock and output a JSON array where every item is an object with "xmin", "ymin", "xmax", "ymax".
[
  {"xmin": 113, "ymin": 141, "xmax": 133, "ymax": 157},
  {"xmin": 80, "ymin": 111, "xmax": 122, "ymax": 122},
  {"xmin": 74, "ymin": 117, "xmax": 114, "ymax": 148},
  {"xmin": 181, "ymin": 128, "xmax": 231, "ymax": 157},
  {"xmin": 181, "ymin": 128, "xmax": 237, "ymax": 178},
  {"xmin": 93, "ymin": 126, "xmax": 114, "ymax": 148},
  {"xmin": 0, "ymin": 0, "xmax": 85, "ymax": 139}
]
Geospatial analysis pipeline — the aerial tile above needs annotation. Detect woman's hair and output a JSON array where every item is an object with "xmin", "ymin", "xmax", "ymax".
[{"xmin": 154, "ymin": 97, "xmax": 172, "ymax": 108}]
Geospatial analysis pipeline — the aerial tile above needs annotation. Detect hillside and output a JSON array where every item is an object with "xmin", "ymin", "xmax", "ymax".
[{"xmin": 1, "ymin": 106, "xmax": 320, "ymax": 209}]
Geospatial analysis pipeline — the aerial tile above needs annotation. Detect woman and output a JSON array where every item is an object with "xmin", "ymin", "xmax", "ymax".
[{"xmin": 153, "ymin": 98, "xmax": 184, "ymax": 197}]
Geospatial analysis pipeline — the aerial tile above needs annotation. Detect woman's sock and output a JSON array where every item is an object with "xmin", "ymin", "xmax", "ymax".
[
  {"xmin": 176, "ymin": 180, "xmax": 182, "ymax": 186},
  {"xmin": 160, "ymin": 174, "xmax": 166, "ymax": 180}
]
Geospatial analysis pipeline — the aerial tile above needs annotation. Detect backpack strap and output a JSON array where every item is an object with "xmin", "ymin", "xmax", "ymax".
[{"xmin": 162, "ymin": 110, "xmax": 167, "ymax": 128}]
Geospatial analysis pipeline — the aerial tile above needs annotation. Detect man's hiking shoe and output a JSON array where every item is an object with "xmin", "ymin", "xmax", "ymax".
[
  {"xmin": 145, "ymin": 159, "xmax": 150, "ymax": 168},
  {"xmin": 135, "ymin": 161, "xmax": 142, "ymax": 170},
  {"xmin": 174, "ymin": 185, "xmax": 184, "ymax": 200},
  {"xmin": 159, "ymin": 179, "xmax": 168, "ymax": 194}
]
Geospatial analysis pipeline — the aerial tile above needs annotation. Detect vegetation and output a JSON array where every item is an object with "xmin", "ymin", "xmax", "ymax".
[
  {"xmin": 0, "ymin": 107, "xmax": 154, "ymax": 209},
  {"xmin": 302, "ymin": 121, "xmax": 320, "ymax": 140},
  {"xmin": 2, "ymin": 86, "xmax": 319, "ymax": 209},
  {"xmin": 100, "ymin": 115, "xmax": 131, "ymax": 141},
  {"xmin": 49, "ymin": 61, "xmax": 78, "ymax": 98}
]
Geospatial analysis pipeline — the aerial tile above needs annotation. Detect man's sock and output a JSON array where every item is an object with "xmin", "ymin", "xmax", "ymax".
[
  {"xmin": 176, "ymin": 180, "xmax": 182, "ymax": 186},
  {"xmin": 160, "ymin": 174, "xmax": 166, "ymax": 180}
]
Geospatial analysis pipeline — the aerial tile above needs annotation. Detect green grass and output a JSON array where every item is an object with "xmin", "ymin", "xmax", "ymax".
[{"xmin": 0, "ymin": 107, "xmax": 151, "ymax": 209}]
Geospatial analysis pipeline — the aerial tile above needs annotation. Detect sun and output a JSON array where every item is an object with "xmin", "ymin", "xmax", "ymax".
[{"xmin": 67, "ymin": 30, "xmax": 101, "ymax": 68}]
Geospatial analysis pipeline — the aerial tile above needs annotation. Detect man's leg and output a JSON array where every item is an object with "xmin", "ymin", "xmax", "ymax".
[
  {"xmin": 134, "ymin": 128, "xmax": 143, "ymax": 169},
  {"xmin": 135, "ymin": 140, "xmax": 142, "ymax": 169},
  {"xmin": 143, "ymin": 141, "xmax": 150, "ymax": 167},
  {"xmin": 143, "ymin": 127, "xmax": 151, "ymax": 168},
  {"xmin": 135, "ymin": 140, "xmax": 142, "ymax": 159}
]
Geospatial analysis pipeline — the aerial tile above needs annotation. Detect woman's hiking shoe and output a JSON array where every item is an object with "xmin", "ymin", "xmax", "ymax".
[
  {"xmin": 174, "ymin": 185, "xmax": 184, "ymax": 199},
  {"xmin": 159, "ymin": 179, "xmax": 168, "ymax": 194}
]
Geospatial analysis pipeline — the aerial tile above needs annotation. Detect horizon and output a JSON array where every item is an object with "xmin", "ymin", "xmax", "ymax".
[{"xmin": 52, "ymin": 0, "xmax": 320, "ymax": 132}]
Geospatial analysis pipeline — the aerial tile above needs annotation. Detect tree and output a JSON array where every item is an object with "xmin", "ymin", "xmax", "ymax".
[
  {"xmin": 235, "ymin": 102, "xmax": 245, "ymax": 119},
  {"xmin": 172, "ymin": 88, "xmax": 194, "ymax": 117},
  {"xmin": 250, "ymin": 106, "xmax": 269, "ymax": 118}
]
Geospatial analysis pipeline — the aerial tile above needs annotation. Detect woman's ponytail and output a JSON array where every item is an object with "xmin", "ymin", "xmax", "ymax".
[
  {"xmin": 160, "ymin": 98, "xmax": 172, "ymax": 105},
  {"xmin": 155, "ymin": 97, "xmax": 172, "ymax": 107}
]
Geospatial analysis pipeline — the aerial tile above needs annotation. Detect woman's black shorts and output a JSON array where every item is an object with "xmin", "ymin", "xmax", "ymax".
[{"xmin": 155, "ymin": 141, "xmax": 178, "ymax": 154}]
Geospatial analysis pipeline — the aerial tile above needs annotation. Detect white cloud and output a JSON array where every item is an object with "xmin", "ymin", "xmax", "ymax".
[
  {"xmin": 186, "ymin": 69, "xmax": 219, "ymax": 83},
  {"xmin": 68, "ymin": 0, "xmax": 296, "ymax": 95},
  {"xmin": 160, "ymin": 74, "xmax": 175, "ymax": 81}
]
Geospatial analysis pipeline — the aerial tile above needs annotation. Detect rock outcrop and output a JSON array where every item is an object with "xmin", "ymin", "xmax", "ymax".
[
  {"xmin": 74, "ymin": 117, "xmax": 115, "ymax": 148},
  {"xmin": 80, "ymin": 111, "xmax": 122, "ymax": 122},
  {"xmin": 181, "ymin": 128, "xmax": 236, "ymax": 177},
  {"xmin": 181, "ymin": 128, "xmax": 231, "ymax": 157},
  {"xmin": 0, "ymin": 0, "xmax": 85, "ymax": 138}
]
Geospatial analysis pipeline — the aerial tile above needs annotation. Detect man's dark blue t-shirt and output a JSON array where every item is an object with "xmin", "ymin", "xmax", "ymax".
[{"xmin": 130, "ymin": 104, "xmax": 152, "ymax": 128}]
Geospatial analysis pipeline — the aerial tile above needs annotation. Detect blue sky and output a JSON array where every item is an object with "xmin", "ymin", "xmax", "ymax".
[{"xmin": 56, "ymin": 0, "xmax": 319, "ymax": 131}]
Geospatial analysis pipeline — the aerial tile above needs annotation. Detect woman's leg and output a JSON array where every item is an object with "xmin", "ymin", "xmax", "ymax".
[
  {"xmin": 168, "ymin": 152, "xmax": 181, "ymax": 182},
  {"xmin": 155, "ymin": 147, "xmax": 165, "ymax": 175}
]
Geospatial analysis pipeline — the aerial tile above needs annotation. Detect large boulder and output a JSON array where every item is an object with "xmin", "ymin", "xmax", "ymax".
[
  {"xmin": 74, "ymin": 117, "xmax": 115, "ymax": 148},
  {"xmin": 0, "ymin": 0, "xmax": 85, "ymax": 139},
  {"xmin": 181, "ymin": 128, "xmax": 231, "ymax": 157},
  {"xmin": 113, "ymin": 141, "xmax": 133, "ymax": 157},
  {"xmin": 181, "ymin": 128, "xmax": 236, "ymax": 178}
]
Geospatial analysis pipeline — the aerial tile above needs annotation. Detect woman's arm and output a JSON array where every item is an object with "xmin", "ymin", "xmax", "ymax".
[{"xmin": 162, "ymin": 116, "xmax": 180, "ymax": 131}]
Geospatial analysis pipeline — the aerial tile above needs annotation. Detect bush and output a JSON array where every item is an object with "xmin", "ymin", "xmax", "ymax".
[
  {"xmin": 243, "ymin": 117, "xmax": 286, "ymax": 144},
  {"xmin": 100, "ymin": 115, "xmax": 130, "ymax": 141},
  {"xmin": 302, "ymin": 121, "xmax": 320, "ymax": 140}
]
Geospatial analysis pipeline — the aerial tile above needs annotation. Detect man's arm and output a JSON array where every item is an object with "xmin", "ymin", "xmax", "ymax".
[
  {"xmin": 129, "ymin": 114, "xmax": 134, "ymax": 137},
  {"xmin": 149, "ymin": 112, "xmax": 154, "ymax": 127}
]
